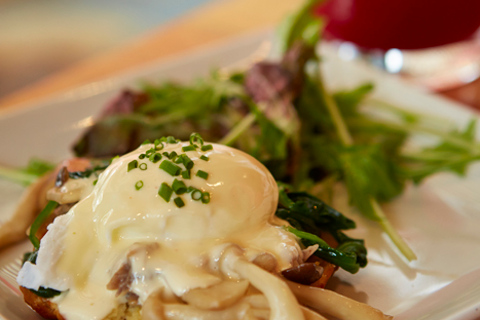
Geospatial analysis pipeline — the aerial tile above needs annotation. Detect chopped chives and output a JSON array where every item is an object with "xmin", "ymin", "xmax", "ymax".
[
  {"xmin": 196, "ymin": 170, "xmax": 209, "ymax": 180},
  {"xmin": 201, "ymin": 144, "xmax": 213, "ymax": 152},
  {"xmin": 162, "ymin": 151, "xmax": 178, "ymax": 160},
  {"xmin": 139, "ymin": 154, "xmax": 146, "ymax": 159},
  {"xmin": 174, "ymin": 197, "xmax": 185, "ymax": 208},
  {"xmin": 183, "ymin": 157, "xmax": 194, "ymax": 169},
  {"xmin": 128, "ymin": 160, "xmax": 138, "ymax": 172},
  {"xmin": 189, "ymin": 133, "xmax": 204, "ymax": 146},
  {"xmin": 149, "ymin": 153, "xmax": 162, "ymax": 163},
  {"xmin": 154, "ymin": 139, "xmax": 164, "ymax": 150},
  {"xmin": 135, "ymin": 180, "xmax": 144, "ymax": 190},
  {"xmin": 158, "ymin": 183, "xmax": 173, "ymax": 202},
  {"xmin": 181, "ymin": 169, "xmax": 191, "ymax": 179},
  {"xmin": 200, "ymin": 155, "xmax": 209, "ymax": 161},
  {"xmin": 146, "ymin": 149, "xmax": 155, "ymax": 156},
  {"xmin": 176, "ymin": 154, "xmax": 193, "ymax": 169},
  {"xmin": 93, "ymin": 179, "xmax": 98, "ymax": 186},
  {"xmin": 201, "ymin": 192, "xmax": 211, "ymax": 204},
  {"xmin": 182, "ymin": 145, "xmax": 196, "ymax": 152},
  {"xmin": 139, "ymin": 163, "xmax": 147, "ymax": 170},
  {"xmin": 166, "ymin": 136, "xmax": 178, "ymax": 144},
  {"xmin": 191, "ymin": 189, "xmax": 202, "ymax": 201},
  {"xmin": 172, "ymin": 179, "xmax": 187, "ymax": 194},
  {"xmin": 142, "ymin": 139, "xmax": 151, "ymax": 145},
  {"xmin": 159, "ymin": 160, "xmax": 181, "ymax": 176}
]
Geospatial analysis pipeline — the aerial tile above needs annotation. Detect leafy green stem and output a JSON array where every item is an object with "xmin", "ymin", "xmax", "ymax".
[
  {"xmin": 319, "ymin": 74, "xmax": 416, "ymax": 261},
  {"xmin": 318, "ymin": 75, "xmax": 354, "ymax": 146},
  {"xmin": 367, "ymin": 98, "xmax": 453, "ymax": 127},
  {"xmin": 363, "ymin": 118, "xmax": 478, "ymax": 151},
  {"xmin": 0, "ymin": 165, "xmax": 39, "ymax": 186},
  {"xmin": 218, "ymin": 113, "xmax": 257, "ymax": 146},
  {"xmin": 370, "ymin": 198, "xmax": 417, "ymax": 261},
  {"xmin": 0, "ymin": 159, "xmax": 54, "ymax": 186}
]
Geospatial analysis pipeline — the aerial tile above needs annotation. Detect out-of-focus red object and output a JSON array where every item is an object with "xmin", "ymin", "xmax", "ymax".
[{"xmin": 315, "ymin": 0, "xmax": 480, "ymax": 50}]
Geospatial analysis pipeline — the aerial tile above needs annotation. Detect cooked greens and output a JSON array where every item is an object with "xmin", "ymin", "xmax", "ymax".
[
  {"xmin": 29, "ymin": 200, "xmax": 58, "ymax": 250},
  {"xmin": 277, "ymin": 186, "xmax": 366, "ymax": 273}
]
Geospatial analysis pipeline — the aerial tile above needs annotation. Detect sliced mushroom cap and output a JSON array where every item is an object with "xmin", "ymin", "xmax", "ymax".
[
  {"xmin": 281, "ymin": 263, "xmax": 323, "ymax": 285},
  {"xmin": 182, "ymin": 280, "xmax": 250, "ymax": 310},
  {"xmin": 251, "ymin": 252, "xmax": 277, "ymax": 272},
  {"xmin": 0, "ymin": 172, "xmax": 54, "ymax": 249},
  {"xmin": 143, "ymin": 290, "xmax": 166, "ymax": 320}
]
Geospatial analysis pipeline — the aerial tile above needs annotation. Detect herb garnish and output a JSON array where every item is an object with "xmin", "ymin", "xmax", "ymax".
[
  {"xmin": 158, "ymin": 182, "xmax": 173, "ymax": 202},
  {"xmin": 135, "ymin": 180, "xmax": 144, "ymax": 190},
  {"xmin": 127, "ymin": 134, "xmax": 213, "ymax": 206}
]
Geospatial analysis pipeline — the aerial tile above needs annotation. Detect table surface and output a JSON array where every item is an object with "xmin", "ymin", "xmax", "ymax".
[{"xmin": 0, "ymin": 0, "xmax": 479, "ymax": 112}]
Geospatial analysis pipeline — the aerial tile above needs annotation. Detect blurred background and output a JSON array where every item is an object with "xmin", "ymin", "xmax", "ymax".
[
  {"xmin": 0, "ymin": 0, "xmax": 213, "ymax": 98},
  {"xmin": 1, "ymin": 0, "xmax": 480, "ymax": 108}
]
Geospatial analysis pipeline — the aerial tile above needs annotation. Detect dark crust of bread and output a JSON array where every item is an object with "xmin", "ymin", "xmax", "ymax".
[{"xmin": 20, "ymin": 286, "xmax": 65, "ymax": 320}]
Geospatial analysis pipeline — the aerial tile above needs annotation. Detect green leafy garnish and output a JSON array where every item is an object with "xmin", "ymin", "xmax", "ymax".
[
  {"xmin": 29, "ymin": 287, "xmax": 62, "ymax": 298},
  {"xmin": 22, "ymin": 249, "xmax": 63, "ymax": 298},
  {"xmin": 276, "ymin": 187, "xmax": 366, "ymax": 273},
  {"xmin": 0, "ymin": 158, "xmax": 55, "ymax": 186},
  {"xmin": 29, "ymin": 201, "xmax": 58, "ymax": 250}
]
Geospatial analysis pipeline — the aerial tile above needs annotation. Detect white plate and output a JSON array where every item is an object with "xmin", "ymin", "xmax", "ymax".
[{"xmin": 1, "ymin": 30, "xmax": 480, "ymax": 320}]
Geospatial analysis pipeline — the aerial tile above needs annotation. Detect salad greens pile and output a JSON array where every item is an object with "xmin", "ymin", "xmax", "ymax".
[
  {"xmin": 3, "ymin": 0, "xmax": 480, "ymax": 263},
  {"xmin": 67, "ymin": 0, "xmax": 480, "ymax": 261}
]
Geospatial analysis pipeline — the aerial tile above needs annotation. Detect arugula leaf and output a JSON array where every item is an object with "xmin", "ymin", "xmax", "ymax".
[
  {"xmin": 401, "ymin": 120, "xmax": 480, "ymax": 183},
  {"xmin": 0, "ymin": 158, "xmax": 54, "ymax": 186},
  {"xmin": 333, "ymin": 83, "xmax": 374, "ymax": 119},
  {"xmin": 336, "ymin": 145, "xmax": 403, "ymax": 219},
  {"xmin": 277, "ymin": 0, "xmax": 324, "ymax": 53}
]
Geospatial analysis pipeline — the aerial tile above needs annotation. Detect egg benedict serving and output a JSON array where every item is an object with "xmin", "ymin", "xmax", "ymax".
[{"xmin": 17, "ymin": 135, "xmax": 391, "ymax": 320}]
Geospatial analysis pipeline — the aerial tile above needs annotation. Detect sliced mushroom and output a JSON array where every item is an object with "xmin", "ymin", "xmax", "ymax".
[
  {"xmin": 300, "ymin": 306, "xmax": 328, "ymax": 320},
  {"xmin": 281, "ymin": 263, "xmax": 323, "ymax": 285},
  {"xmin": 287, "ymin": 281, "xmax": 393, "ymax": 320},
  {"xmin": 143, "ymin": 290, "xmax": 166, "ymax": 320},
  {"xmin": 163, "ymin": 301, "xmax": 252, "ymax": 320},
  {"xmin": 106, "ymin": 262, "xmax": 133, "ymax": 296},
  {"xmin": 182, "ymin": 279, "xmax": 250, "ymax": 310},
  {"xmin": 251, "ymin": 252, "xmax": 277, "ymax": 272},
  {"xmin": 0, "ymin": 172, "xmax": 54, "ymax": 249}
]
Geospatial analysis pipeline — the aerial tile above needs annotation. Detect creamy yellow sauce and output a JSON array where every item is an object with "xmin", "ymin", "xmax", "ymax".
[{"xmin": 18, "ymin": 141, "xmax": 303, "ymax": 320}]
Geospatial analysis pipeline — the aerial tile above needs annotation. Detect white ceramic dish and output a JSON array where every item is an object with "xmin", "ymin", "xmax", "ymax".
[{"xmin": 1, "ymin": 30, "xmax": 480, "ymax": 320}]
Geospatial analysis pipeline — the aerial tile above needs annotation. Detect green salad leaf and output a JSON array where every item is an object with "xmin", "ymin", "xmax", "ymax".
[{"xmin": 0, "ymin": 158, "xmax": 54, "ymax": 186}]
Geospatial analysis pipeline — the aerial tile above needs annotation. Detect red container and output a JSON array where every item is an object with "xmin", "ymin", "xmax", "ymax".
[{"xmin": 315, "ymin": 0, "xmax": 480, "ymax": 50}]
